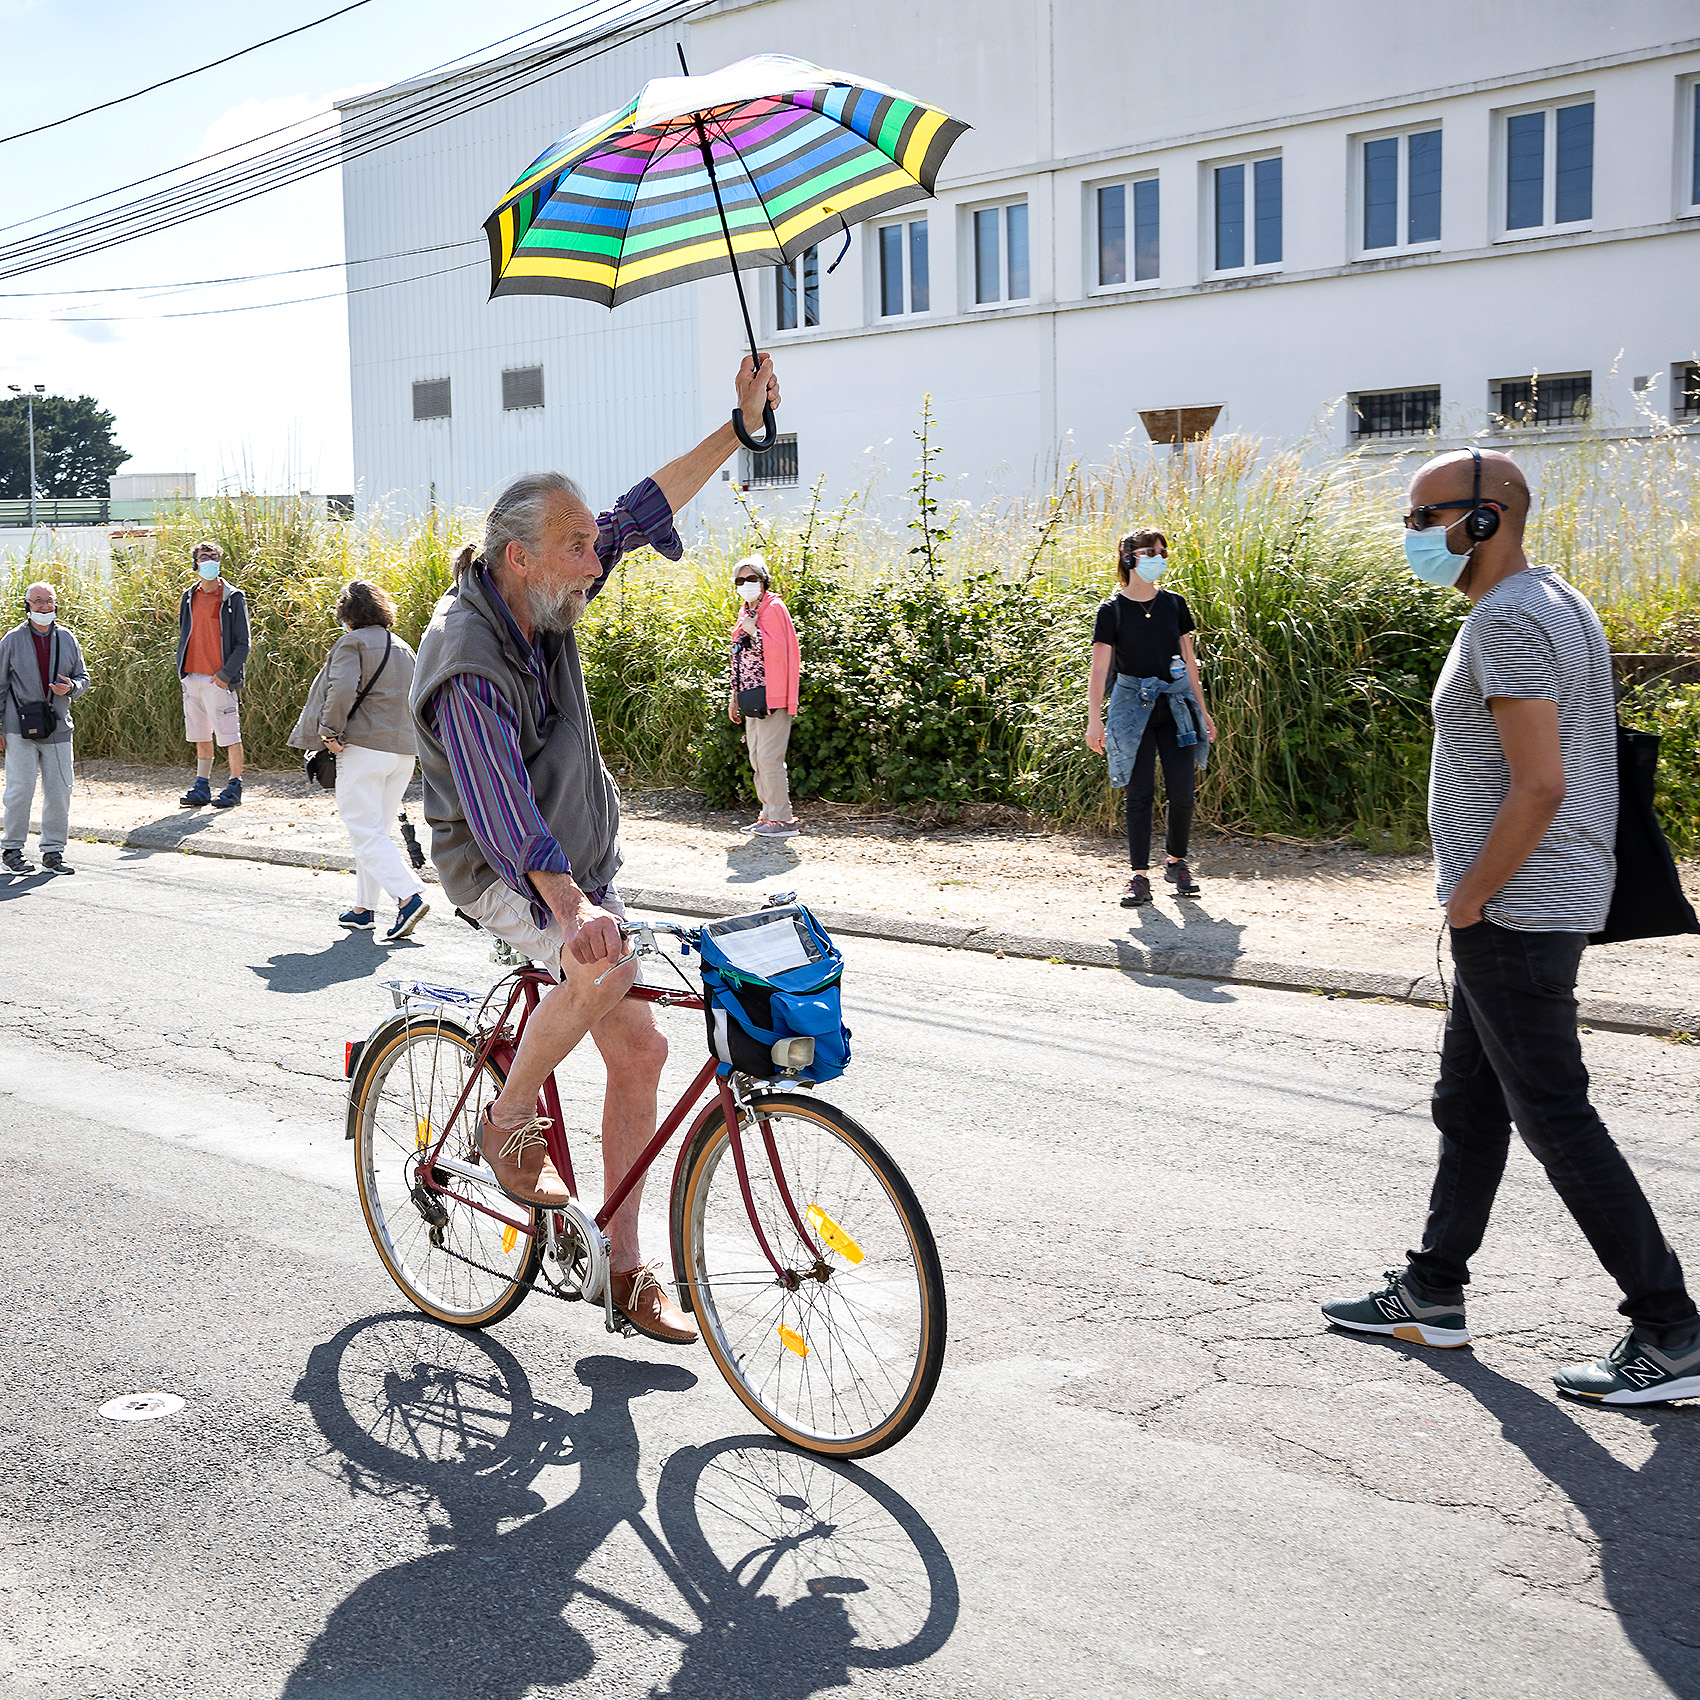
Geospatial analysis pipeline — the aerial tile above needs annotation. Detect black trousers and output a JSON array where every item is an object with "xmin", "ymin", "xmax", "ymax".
[
  {"xmin": 1406, "ymin": 919, "xmax": 1698, "ymax": 1347},
  {"xmin": 1124, "ymin": 697, "xmax": 1196, "ymax": 870}
]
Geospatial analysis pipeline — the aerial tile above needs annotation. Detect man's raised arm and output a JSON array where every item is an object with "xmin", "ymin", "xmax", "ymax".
[{"xmin": 651, "ymin": 356, "xmax": 781, "ymax": 514}]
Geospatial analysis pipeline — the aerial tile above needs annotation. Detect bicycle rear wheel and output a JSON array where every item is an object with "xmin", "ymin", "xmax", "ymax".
[
  {"xmin": 672, "ymin": 1093, "xmax": 945, "ymax": 1459},
  {"xmin": 352, "ymin": 1018, "xmax": 540, "ymax": 1327}
]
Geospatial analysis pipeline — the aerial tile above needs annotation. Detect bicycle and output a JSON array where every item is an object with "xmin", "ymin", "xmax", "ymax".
[{"xmin": 344, "ymin": 897, "xmax": 947, "ymax": 1459}]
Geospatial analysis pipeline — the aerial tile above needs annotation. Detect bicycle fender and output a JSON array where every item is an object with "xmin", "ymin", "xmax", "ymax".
[{"xmin": 343, "ymin": 1010, "xmax": 475, "ymax": 1141}]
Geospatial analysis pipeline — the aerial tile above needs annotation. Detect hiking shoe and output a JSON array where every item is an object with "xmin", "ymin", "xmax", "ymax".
[
  {"xmin": 209, "ymin": 777, "xmax": 243, "ymax": 809},
  {"xmin": 41, "ymin": 851, "xmax": 73, "ymax": 875},
  {"xmin": 384, "ymin": 893, "xmax": 429, "ymax": 941},
  {"xmin": 1552, "ymin": 1328, "xmax": 1700, "ymax": 1405},
  {"xmin": 1165, "ymin": 859, "xmax": 1201, "ymax": 897},
  {"xmin": 1322, "ymin": 1270, "xmax": 1471, "ymax": 1348},
  {"xmin": 2, "ymin": 849, "xmax": 35, "ymax": 875},
  {"xmin": 1120, "ymin": 874, "xmax": 1152, "ymax": 908},
  {"xmin": 338, "ymin": 908, "xmax": 376, "ymax": 930},
  {"xmin": 179, "ymin": 776, "xmax": 212, "ymax": 807},
  {"xmin": 752, "ymin": 819, "xmax": 799, "ymax": 837}
]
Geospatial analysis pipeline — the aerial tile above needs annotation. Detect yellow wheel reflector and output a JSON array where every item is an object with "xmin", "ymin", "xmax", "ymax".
[
  {"xmin": 415, "ymin": 1118, "xmax": 431, "ymax": 1152},
  {"xmin": 808, "ymin": 1204, "xmax": 864, "ymax": 1265},
  {"xmin": 501, "ymin": 1225, "xmax": 518, "ymax": 1255},
  {"xmin": 778, "ymin": 1324, "xmax": 809, "ymax": 1359}
]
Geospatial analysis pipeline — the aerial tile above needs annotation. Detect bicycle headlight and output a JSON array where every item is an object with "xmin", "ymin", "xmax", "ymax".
[{"xmin": 771, "ymin": 1036, "xmax": 815, "ymax": 1072}]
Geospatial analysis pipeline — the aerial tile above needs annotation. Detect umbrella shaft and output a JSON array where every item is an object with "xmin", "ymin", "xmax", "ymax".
[{"xmin": 695, "ymin": 117, "xmax": 761, "ymax": 371}]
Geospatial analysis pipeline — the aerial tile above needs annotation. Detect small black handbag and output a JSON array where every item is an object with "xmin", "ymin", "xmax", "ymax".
[
  {"xmin": 303, "ymin": 633, "xmax": 391, "ymax": 790},
  {"xmin": 11, "ymin": 630, "xmax": 60, "ymax": 741},
  {"xmin": 736, "ymin": 686, "xmax": 769, "ymax": 720},
  {"xmin": 1589, "ymin": 721, "xmax": 1700, "ymax": 945}
]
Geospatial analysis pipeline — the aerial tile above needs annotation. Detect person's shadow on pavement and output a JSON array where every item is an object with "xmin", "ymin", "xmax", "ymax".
[
  {"xmin": 251, "ymin": 931, "xmax": 400, "ymax": 993},
  {"xmin": 1425, "ymin": 1348, "xmax": 1700, "ymax": 1698}
]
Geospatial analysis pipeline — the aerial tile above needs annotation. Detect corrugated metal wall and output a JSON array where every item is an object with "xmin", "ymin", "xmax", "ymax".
[{"xmin": 341, "ymin": 30, "xmax": 700, "ymax": 522}]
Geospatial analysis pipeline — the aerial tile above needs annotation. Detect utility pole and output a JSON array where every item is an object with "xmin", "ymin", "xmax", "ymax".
[{"xmin": 6, "ymin": 382, "xmax": 46, "ymax": 528}]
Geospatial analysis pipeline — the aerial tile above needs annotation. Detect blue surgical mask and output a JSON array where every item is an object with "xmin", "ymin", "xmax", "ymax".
[
  {"xmin": 1133, "ymin": 552, "xmax": 1166, "ymax": 583},
  {"xmin": 197, "ymin": 559, "xmax": 221, "ymax": 580},
  {"xmin": 1401, "ymin": 523, "xmax": 1469, "ymax": 588}
]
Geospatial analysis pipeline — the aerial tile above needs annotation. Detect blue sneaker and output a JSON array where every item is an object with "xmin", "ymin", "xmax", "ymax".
[
  {"xmin": 179, "ymin": 776, "xmax": 211, "ymax": 807},
  {"xmin": 1552, "ymin": 1329, "xmax": 1700, "ymax": 1405},
  {"xmin": 209, "ymin": 777, "xmax": 243, "ymax": 809},
  {"xmin": 384, "ymin": 893, "xmax": 429, "ymax": 942},
  {"xmin": 1322, "ymin": 1269, "xmax": 1472, "ymax": 1348},
  {"xmin": 339, "ymin": 908, "xmax": 376, "ymax": 931}
]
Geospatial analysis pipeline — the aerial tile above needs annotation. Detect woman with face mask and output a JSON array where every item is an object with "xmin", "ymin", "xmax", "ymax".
[
  {"xmin": 726, "ymin": 553, "xmax": 802, "ymax": 837},
  {"xmin": 1085, "ymin": 529, "xmax": 1218, "ymax": 907}
]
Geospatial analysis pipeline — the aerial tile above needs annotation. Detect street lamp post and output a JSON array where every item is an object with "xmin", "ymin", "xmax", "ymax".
[{"xmin": 6, "ymin": 382, "xmax": 46, "ymax": 529}]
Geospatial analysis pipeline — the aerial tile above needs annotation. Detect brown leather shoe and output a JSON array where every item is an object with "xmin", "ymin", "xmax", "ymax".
[
  {"xmin": 479, "ymin": 1106, "xmax": 573, "ymax": 1208},
  {"xmin": 611, "ymin": 1263, "xmax": 698, "ymax": 1346}
]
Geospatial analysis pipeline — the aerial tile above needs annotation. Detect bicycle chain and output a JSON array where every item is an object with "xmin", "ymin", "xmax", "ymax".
[{"xmin": 432, "ymin": 1239, "xmax": 583, "ymax": 1305}]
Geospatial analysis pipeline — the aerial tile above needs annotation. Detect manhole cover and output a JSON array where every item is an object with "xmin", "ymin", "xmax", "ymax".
[{"xmin": 98, "ymin": 1392, "xmax": 185, "ymax": 1422}]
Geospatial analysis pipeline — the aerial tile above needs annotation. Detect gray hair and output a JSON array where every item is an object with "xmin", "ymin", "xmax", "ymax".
[
  {"xmin": 455, "ymin": 470, "xmax": 589, "ymax": 580},
  {"xmin": 734, "ymin": 552, "xmax": 770, "ymax": 590},
  {"xmin": 24, "ymin": 580, "xmax": 55, "ymax": 603}
]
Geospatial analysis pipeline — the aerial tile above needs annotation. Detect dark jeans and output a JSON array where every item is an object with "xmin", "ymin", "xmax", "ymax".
[
  {"xmin": 1406, "ymin": 919, "xmax": 1698, "ymax": 1347},
  {"xmin": 1125, "ymin": 697, "xmax": 1196, "ymax": 871}
]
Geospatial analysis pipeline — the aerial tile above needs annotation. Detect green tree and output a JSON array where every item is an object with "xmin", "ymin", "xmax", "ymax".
[{"xmin": 0, "ymin": 393, "xmax": 130, "ymax": 498}]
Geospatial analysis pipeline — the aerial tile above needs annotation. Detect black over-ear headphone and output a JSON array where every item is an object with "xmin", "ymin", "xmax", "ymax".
[{"xmin": 1464, "ymin": 445, "xmax": 1501, "ymax": 543}]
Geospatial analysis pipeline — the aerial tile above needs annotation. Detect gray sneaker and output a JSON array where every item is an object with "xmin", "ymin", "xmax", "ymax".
[
  {"xmin": 1322, "ymin": 1269, "xmax": 1471, "ymax": 1348},
  {"xmin": 1552, "ymin": 1328, "xmax": 1700, "ymax": 1405},
  {"xmin": 752, "ymin": 819, "xmax": 800, "ymax": 837}
]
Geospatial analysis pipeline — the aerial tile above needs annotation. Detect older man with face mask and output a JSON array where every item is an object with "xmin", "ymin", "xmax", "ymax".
[
  {"xmin": 1, "ymin": 581, "xmax": 90, "ymax": 875},
  {"xmin": 411, "ymin": 354, "xmax": 780, "ymax": 1348}
]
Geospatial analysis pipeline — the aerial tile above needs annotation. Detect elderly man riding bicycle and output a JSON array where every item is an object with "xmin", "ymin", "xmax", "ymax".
[{"xmin": 411, "ymin": 354, "xmax": 781, "ymax": 1347}]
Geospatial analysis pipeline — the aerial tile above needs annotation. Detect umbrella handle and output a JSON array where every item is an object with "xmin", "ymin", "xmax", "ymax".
[{"xmin": 733, "ymin": 402, "xmax": 778, "ymax": 452}]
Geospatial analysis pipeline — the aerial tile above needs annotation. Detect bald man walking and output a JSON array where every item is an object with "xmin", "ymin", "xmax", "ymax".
[{"xmin": 1324, "ymin": 447, "xmax": 1700, "ymax": 1405}]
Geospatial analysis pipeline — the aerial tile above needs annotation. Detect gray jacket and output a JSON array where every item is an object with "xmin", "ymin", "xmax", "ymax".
[
  {"xmin": 1, "ymin": 619, "xmax": 90, "ymax": 745},
  {"xmin": 290, "ymin": 627, "xmax": 416, "ymax": 757},
  {"xmin": 176, "ymin": 580, "xmax": 251, "ymax": 688},
  {"xmin": 410, "ymin": 566, "xmax": 621, "ymax": 910}
]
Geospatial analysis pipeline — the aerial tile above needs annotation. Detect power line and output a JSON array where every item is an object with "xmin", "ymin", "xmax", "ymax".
[{"xmin": 0, "ymin": 1, "xmax": 379, "ymax": 149}]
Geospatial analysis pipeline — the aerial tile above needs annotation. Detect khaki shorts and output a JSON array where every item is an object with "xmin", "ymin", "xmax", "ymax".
[
  {"xmin": 464, "ymin": 880, "xmax": 626, "ymax": 980},
  {"xmin": 182, "ymin": 673, "xmax": 242, "ymax": 746}
]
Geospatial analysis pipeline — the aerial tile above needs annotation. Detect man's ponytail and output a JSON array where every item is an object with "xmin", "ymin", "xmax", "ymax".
[{"xmin": 452, "ymin": 544, "xmax": 479, "ymax": 582}]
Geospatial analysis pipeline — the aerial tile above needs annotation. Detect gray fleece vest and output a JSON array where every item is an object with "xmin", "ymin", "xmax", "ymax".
[{"xmin": 409, "ymin": 567, "xmax": 621, "ymax": 910}]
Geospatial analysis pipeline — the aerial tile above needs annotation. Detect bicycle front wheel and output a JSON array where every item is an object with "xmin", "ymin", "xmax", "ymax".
[
  {"xmin": 672, "ymin": 1093, "xmax": 945, "ymax": 1459},
  {"xmin": 352, "ymin": 1018, "xmax": 540, "ymax": 1328}
]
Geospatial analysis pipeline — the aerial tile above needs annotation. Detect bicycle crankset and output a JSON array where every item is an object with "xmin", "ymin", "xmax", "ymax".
[{"xmin": 540, "ymin": 1200, "xmax": 610, "ymax": 1309}]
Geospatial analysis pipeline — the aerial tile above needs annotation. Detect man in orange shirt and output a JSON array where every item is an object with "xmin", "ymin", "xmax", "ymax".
[{"xmin": 175, "ymin": 541, "xmax": 250, "ymax": 809}]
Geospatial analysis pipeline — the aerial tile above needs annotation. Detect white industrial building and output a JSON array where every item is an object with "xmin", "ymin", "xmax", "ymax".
[{"xmin": 340, "ymin": 0, "xmax": 1700, "ymax": 525}]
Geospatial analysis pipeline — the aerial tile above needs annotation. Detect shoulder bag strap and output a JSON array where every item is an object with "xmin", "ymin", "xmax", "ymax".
[{"xmin": 346, "ymin": 631, "xmax": 393, "ymax": 725}]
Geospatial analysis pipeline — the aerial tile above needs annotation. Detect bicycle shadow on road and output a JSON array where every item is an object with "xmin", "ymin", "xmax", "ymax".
[
  {"xmin": 286, "ymin": 1314, "xmax": 958, "ymax": 1700},
  {"xmin": 250, "ymin": 932, "xmax": 405, "ymax": 994}
]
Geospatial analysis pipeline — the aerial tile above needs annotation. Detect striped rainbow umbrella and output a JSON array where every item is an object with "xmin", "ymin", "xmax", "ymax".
[{"xmin": 483, "ymin": 51, "xmax": 970, "ymax": 447}]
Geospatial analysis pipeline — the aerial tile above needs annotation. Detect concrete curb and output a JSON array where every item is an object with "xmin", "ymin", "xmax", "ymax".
[{"xmin": 64, "ymin": 824, "xmax": 1697, "ymax": 1040}]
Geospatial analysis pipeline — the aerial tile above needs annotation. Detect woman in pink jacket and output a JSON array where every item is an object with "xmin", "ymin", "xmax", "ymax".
[{"xmin": 727, "ymin": 553, "xmax": 801, "ymax": 837}]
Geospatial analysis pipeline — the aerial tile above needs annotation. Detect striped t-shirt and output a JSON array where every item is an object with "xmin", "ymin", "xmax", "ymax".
[{"xmin": 1429, "ymin": 565, "xmax": 1617, "ymax": 933}]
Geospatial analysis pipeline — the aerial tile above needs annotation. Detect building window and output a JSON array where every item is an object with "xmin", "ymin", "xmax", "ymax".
[
  {"xmin": 1675, "ymin": 363, "xmax": 1700, "ymax": 420},
  {"xmin": 1494, "ymin": 373, "xmax": 1591, "ymax": 427},
  {"xmin": 1360, "ymin": 128, "xmax": 1441, "ymax": 251},
  {"xmin": 1502, "ymin": 100, "xmax": 1593, "ymax": 232},
  {"xmin": 1213, "ymin": 155, "xmax": 1281, "ymax": 271},
  {"xmin": 972, "ymin": 201, "xmax": 1030, "ymax": 305},
  {"xmin": 743, "ymin": 433, "xmax": 799, "ymax": 488},
  {"xmin": 1096, "ymin": 178, "xmax": 1159, "ymax": 286},
  {"xmin": 776, "ymin": 247, "xmax": 819, "ymax": 332},
  {"xmin": 412, "ymin": 379, "xmax": 450, "ymax": 421},
  {"xmin": 1688, "ymin": 80, "xmax": 1700, "ymax": 210},
  {"xmin": 878, "ymin": 219, "xmax": 928, "ymax": 316},
  {"xmin": 1352, "ymin": 387, "xmax": 1441, "ymax": 439},
  {"xmin": 501, "ymin": 366, "xmax": 544, "ymax": 411}
]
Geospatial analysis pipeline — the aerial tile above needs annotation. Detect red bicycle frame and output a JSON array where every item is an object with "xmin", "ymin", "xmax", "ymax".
[{"xmin": 411, "ymin": 969, "xmax": 822, "ymax": 1282}]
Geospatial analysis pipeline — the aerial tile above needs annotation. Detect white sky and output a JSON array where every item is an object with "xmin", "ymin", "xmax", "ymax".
[{"xmin": 0, "ymin": 0, "xmax": 637, "ymax": 495}]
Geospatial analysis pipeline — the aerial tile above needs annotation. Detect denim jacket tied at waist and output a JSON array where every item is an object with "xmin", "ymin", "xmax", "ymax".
[{"xmin": 1104, "ymin": 673, "xmax": 1210, "ymax": 789}]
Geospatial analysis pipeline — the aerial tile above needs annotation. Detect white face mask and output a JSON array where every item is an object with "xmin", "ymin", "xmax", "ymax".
[
  {"xmin": 28, "ymin": 609, "xmax": 54, "ymax": 628},
  {"xmin": 738, "ymin": 581, "xmax": 763, "ymax": 603},
  {"xmin": 197, "ymin": 559, "xmax": 221, "ymax": 580}
]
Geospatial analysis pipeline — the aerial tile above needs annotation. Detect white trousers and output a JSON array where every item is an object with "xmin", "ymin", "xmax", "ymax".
[
  {"xmin": 744, "ymin": 709, "xmax": 794, "ymax": 822},
  {"xmin": 333, "ymin": 745, "xmax": 422, "ymax": 912},
  {"xmin": 3, "ymin": 738, "xmax": 73, "ymax": 854}
]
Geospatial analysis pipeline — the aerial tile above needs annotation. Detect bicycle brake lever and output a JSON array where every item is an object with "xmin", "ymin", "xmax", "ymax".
[{"xmin": 593, "ymin": 948, "xmax": 639, "ymax": 987}]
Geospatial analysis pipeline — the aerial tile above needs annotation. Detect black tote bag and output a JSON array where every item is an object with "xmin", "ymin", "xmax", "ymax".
[{"xmin": 1589, "ymin": 722, "xmax": 1700, "ymax": 945}]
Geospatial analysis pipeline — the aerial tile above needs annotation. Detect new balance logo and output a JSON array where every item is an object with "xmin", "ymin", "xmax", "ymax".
[
  {"xmin": 1375, "ymin": 1295, "xmax": 1408, "ymax": 1320},
  {"xmin": 1619, "ymin": 1358, "xmax": 1664, "ymax": 1388}
]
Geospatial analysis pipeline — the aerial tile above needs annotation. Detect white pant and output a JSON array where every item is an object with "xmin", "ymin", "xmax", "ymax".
[
  {"xmin": 744, "ymin": 709, "xmax": 794, "ymax": 821},
  {"xmin": 333, "ymin": 745, "xmax": 422, "ymax": 912},
  {"xmin": 3, "ymin": 738, "xmax": 73, "ymax": 854}
]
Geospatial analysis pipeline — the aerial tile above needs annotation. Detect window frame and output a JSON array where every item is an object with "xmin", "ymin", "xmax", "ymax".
[
  {"xmin": 1682, "ymin": 75, "xmax": 1700, "ymax": 216},
  {"xmin": 1088, "ymin": 172, "xmax": 1160, "ymax": 293},
  {"xmin": 1494, "ymin": 94, "xmax": 1594, "ymax": 240},
  {"xmin": 1348, "ymin": 386, "xmax": 1442, "ymax": 441},
  {"xmin": 742, "ymin": 433, "xmax": 800, "ymax": 489},
  {"xmin": 873, "ymin": 216, "xmax": 930, "ymax": 319},
  {"xmin": 964, "ymin": 197, "xmax": 1032, "ymax": 309},
  {"xmin": 1673, "ymin": 362, "xmax": 1700, "ymax": 422},
  {"xmin": 1491, "ymin": 371, "xmax": 1593, "ymax": 430},
  {"xmin": 1206, "ymin": 149, "xmax": 1283, "ymax": 278},
  {"xmin": 1351, "ymin": 123, "xmax": 1443, "ymax": 258},
  {"xmin": 774, "ymin": 246, "xmax": 820, "ymax": 334}
]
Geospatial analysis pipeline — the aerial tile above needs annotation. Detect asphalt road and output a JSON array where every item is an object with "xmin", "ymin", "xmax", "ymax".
[{"xmin": 3, "ymin": 843, "xmax": 1698, "ymax": 1700}]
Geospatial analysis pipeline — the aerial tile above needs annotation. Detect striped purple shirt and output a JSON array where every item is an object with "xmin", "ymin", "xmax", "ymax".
[{"xmin": 430, "ymin": 478, "xmax": 681, "ymax": 920}]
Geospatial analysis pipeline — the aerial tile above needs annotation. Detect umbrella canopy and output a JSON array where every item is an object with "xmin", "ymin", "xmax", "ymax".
[{"xmin": 483, "ymin": 54, "xmax": 970, "ymax": 308}]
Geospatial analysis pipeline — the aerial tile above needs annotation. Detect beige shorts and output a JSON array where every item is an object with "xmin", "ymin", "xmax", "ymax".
[
  {"xmin": 182, "ymin": 673, "xmax": 242, "ymax": 746},
  {"xmin": 464, "ymin": 879, "xmax": 626, "ymax": 980}
]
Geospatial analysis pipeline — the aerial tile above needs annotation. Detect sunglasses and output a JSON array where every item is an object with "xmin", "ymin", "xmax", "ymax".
[
  {"xmin": 734, "ymin": 576, "xmax": 761, "ymax": 586},
  {"xmin": 1403, "ymin": 499, "xmax": 1503, "ymax": 531}
]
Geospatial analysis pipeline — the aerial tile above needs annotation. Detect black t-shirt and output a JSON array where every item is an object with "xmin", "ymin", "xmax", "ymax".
[{"xmin": 1092, "ymin": 590, "xmax": 1195, "ymax": 681}]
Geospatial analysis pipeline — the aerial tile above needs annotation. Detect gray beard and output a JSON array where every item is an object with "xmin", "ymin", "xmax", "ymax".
[{"xmin": 530, "ymin": 583, "xmax": 589, "ymax": 633}]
